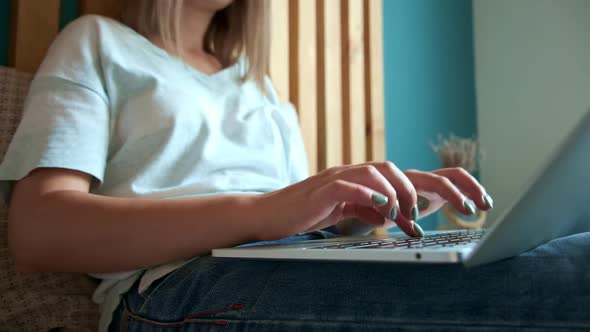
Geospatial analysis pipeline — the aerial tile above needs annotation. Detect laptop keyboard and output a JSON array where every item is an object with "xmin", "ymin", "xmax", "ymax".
[{"xmin": 311, "ymin": 230, "xmax": 486, "ymax": 250}]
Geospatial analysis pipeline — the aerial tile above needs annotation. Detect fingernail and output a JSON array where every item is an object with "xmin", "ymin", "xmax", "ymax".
[
  {"xmin": 413, "ymin": 222, "xmax": 425, "ymax": 237},
  {"xmin": 464, "ymin": 199, "xmax": 476, "ymax": 215},
  {"xmin": 390, "ymin": 206, "xmax": 397, "ymax": 220},
  {"xmin": 483, "ymin": 194, "xmax": 494, "ymax": 209},
  {"xmin": 371, "ymin": 193, "xmax": 388, "ymax": 206},
  {"xmin": 417, "ymin": 195, "xmax": 430, "ymax": 211},
  {"xmin": 411, "ymin": 205, "xmax": 419, "ymax": 221}
]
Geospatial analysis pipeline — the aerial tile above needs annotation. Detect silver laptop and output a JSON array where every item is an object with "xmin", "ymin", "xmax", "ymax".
[{"xmin": 213, "ymin": 110, "xmax": 590, "ymax": 267}]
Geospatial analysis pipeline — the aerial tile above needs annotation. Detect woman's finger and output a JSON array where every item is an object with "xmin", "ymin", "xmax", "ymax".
[
  {"xmin": 304, "ymin": 201, "xmax": 346, "ymax": 233},
  {"xmin": 393, "ymin": 211, "xmax": 424, "ymax": 237},
  {"xmin": 405, "ymin": 170, "xmax": 476, "ymax": 216},
  {"xmin": 306, "ymin": 204, "xmax": 390, "ymax": 234},
  {"xmin": 368, "ymin": 162, "xmax": 418, "ymax": 225},
  {"xmin": 313, "ymin": 162, "xmax": 421, "ymax": 237},
  {"xmin": 336, "ymin": 206, "xmax": 398, "ymax": 235},
  {"xmin": 314, "ymin": 179, "xmax": 388, "ymax": 209},
  {"xmin": 342, "ymin": 204, "xmax": 387, "ymax": 226},
  {"xmin": 326, "ymin": 165, "xmax": 399, "ymax": 223},
  {"xmin": 316, "ymin": 162, "xmax": 418, "ymax": 223},
  {"xmin": 432, "ymin": 167, "xmax": 493, "ymax": 210},
  {"xmin": 312, "ymin": 178, "xmax": 420, "ymax": 237},
  {"xmin": 415, "ymin": 193, "xmax": 446, "ymax": 219},
  {"xmin": 326, "ymin": 165, "xmax": 422, "ymax": 237}
]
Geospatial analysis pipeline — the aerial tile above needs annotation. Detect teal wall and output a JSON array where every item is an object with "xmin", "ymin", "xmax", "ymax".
[
  {"xmin": 0, "ymin": 1, "xmax": 10, "ymax": 66},
  {"xmin": 0, "ymin": 0, "xmax": 78, "ymax": 66},
  {"xmin": 383, "ymin": 0, "xmax": 478, "ymax": 230},
  {"xmin": 60, "ymin": 0, "xmax": 79, "ymax": 29}
]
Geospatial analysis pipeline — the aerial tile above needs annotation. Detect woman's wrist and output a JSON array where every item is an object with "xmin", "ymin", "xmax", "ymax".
[{"xmin": 234, "ymin": 193, "xmax": 270, "ymax": 242}]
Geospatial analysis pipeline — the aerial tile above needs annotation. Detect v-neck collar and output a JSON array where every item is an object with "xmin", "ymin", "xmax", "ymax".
[{"xmin": 107, "ymin": 16, "xmax": 242, "ymax": 82}]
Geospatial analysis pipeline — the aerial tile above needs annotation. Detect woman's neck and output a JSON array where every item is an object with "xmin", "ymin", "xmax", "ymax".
[
  {"xmin": 178, "ymin": 7, "xmax": 213, "ymax": 55},
  {"xmin": 150, "ymin": 7, "xmax": 223, "ymax": 74}
]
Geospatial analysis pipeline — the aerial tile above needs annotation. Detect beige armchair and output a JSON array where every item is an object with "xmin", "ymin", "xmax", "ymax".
[{"xmin": 0, "ymin": 66, "xmax": 99, "ymax": 331}]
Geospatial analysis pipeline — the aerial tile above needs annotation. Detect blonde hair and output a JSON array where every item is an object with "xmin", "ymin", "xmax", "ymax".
[{"xmin": 121, "ymin": 0, "xmax": 269, "ymax": 91}]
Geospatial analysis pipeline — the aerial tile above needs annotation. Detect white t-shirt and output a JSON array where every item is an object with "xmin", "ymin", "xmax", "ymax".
[{"xmin": 0, "ymin": 15, "xmax": 309, "ymax": 331}]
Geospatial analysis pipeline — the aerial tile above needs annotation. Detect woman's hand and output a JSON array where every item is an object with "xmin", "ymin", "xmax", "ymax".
[
  {"xmin": 254, "ymin": 162, "xmax": 493, "ymax": 241},
  {"xmin": 403, "ymin": 167, "xmax": 493, "ymax": 220},
  {"xmin": 253, "ymin": 161, "xmax": 415, "ymax": 240}
]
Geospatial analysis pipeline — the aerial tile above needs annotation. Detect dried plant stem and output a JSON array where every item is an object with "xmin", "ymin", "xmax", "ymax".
[{"xmin": 431, "ymin": 134, "xmax": 482, "ymax": 173}]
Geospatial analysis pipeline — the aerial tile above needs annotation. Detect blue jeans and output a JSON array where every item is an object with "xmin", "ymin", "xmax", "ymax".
[{"xmin": 110, "ymin": 232, "xmax": 590, "ymax": 331}]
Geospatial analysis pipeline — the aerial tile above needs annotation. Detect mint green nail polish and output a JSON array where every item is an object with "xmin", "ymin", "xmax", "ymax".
[
  {"xmin": 483, "ymin": 194, "xmax": 494, "ymax": 209},
  {"xmin": 413, "ymin": 222, "xmax": 425, "ymax": 237},
  {"xmin": 464, "ymin": 200, "xmax": 476, "ymax": 215},
  {"xmin": 371, "ymin": 193, "xmax": 388, "ymax": 206},
  {"xmin": 417, "ymin": 195, "xmax": 430, "ymax": 211},
  {"xmin": 411, "ymin": 205, "xmax": 419, "ymax": 221},
  {"xmin": 390, "ymin": 206, "xmax": 397, "ymax": 220}
]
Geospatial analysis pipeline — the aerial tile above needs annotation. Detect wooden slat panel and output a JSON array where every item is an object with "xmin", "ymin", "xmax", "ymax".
[
  {"xmin": 79, "ymin": 0, "xmax": 121, "ymax": 18},
  {"xmin": 341, "ymin": 0, "xmax": 366, "ymax": 165},
  {"xmin": 364, "ymin": 0, "xmax": 387, "ymax": 235},
  {"xmin": 289, "ymin": 0, "xmax": 318, "ymax": 175},
  {"xmin": 365, "ymin": 0, "xmax": 385, "ymax": 161},
  {"xmin": 269, "ymin": 0, "xmax": 290, "ymax": 102},
  {"xmin": 317, "ymin": 0, "xmax": 343, "ymax": 171},
  {"xmin": 9, "ymin": 0, "xmax": 60, "ymax": 73}
]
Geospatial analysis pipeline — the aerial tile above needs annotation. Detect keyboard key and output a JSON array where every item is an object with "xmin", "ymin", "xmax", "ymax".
[{"xmin": 311, "ymin": 230, "xmax": 486, "ymax": 250}]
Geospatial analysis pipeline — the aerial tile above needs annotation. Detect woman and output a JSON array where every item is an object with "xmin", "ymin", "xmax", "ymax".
[{"xmin": 0, "ymin": 0, "xmax": 587, "ymax": 331}]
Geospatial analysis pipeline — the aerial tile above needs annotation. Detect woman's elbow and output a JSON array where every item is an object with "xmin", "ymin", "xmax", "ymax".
[{"xmin": 7, "ymin": 208, "xmax": 46, "ymax": 272}]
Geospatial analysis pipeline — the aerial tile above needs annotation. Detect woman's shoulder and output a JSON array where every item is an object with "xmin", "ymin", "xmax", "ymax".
[
  {"xmin": 60, "ymin": 14, "xmax": 130, "ymax": 38},
  {"xmin": 30, "ymin": 15, "xmax": 139, "ymax": 100},
  {"xmin": 50, "ymin": 14, "xmax": 142, "ymax": 57},
  {"xmin": 40, "ymin": 15, "xmax": 132, "ymax": 63},
  {"xmin": 36, "ymin": 15, "xmax": 149, "ymax": 86}
]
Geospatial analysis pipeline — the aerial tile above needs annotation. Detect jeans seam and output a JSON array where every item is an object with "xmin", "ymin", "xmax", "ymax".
[{"xmin": 125, "ymin": 303, "xmax": 246, "ymax": 328}]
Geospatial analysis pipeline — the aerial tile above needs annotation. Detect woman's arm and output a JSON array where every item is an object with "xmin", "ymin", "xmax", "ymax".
[
  {"xmin": 9, "ymin": 163, "xmax": 490, "ymax": 274},
  {"xmin": 9, "ymin": 164, "xmax": 400, "ymax": 274},
  {"xmin": 9, "ymin": 168, "xmax": 263, "ymax": 273},
  {"xmin": 9, "ymin": 162, "xmax": 410, "ymax": 273}
]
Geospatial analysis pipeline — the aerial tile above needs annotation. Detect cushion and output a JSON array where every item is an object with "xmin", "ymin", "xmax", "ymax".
[{"xmin": 0, "ymin": 66, "xmax": 99, "ymax": 331}]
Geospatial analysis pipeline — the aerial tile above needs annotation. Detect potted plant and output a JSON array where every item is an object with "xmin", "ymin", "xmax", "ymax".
[{"xmin": 431, "ymin": 134, "xmax": 486, "ymax": 230}]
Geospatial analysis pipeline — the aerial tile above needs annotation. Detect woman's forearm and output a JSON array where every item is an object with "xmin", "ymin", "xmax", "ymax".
[{"xmin": 9, "ymin": 190, "xmax": 262, "ymax": 273}]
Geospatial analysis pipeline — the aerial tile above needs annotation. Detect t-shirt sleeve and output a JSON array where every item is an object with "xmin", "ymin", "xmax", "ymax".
[{"xmin": 0, "ymin": 16, "xmax": 110, "ymax": 203}]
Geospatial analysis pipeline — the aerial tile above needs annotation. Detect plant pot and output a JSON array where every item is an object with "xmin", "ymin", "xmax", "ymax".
[{"xmin": 437, "ymin": 203, "xmax": 486, "ymax": 230}]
